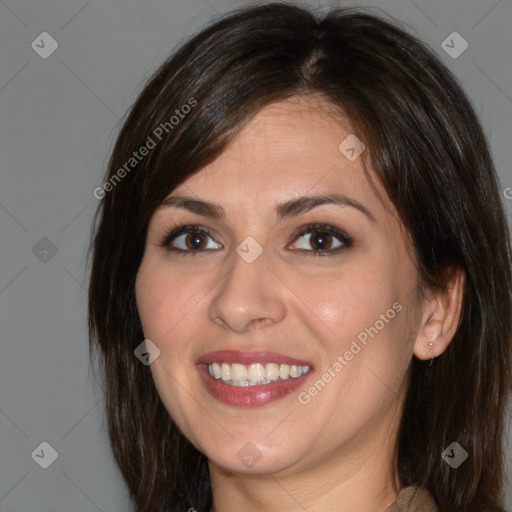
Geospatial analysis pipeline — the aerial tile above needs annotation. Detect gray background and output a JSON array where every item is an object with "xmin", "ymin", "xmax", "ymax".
[{"xmin": 1, "ymin": 0, "xmax": 511, "ymax": 510}]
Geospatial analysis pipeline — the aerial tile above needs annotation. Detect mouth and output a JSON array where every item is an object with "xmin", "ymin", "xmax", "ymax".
[
  {"xmin": 196, "ymin": 350, "xmax": 314, "ymax": 407},
  {"xmin": 206, "ymin": 361, "xmax": 311, "ymax": 385}
]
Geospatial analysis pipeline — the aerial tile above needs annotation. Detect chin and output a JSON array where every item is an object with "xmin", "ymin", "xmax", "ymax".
[{"xmin": 206, "ymin": 440, "xmax": 305, "ymax": 476}]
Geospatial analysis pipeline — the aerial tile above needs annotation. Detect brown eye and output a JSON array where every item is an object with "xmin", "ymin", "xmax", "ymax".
[
  {"xmin": 160, "ymin": 225, "xmax": 222, "ymax": 253},
  {"xmin": 291, "ymin": 223, "xmax": 351, "ymax": 255},
  {"xmin": 184, "ymin": 232, "xmax": 208, "ymax": 250},
  {"xmin": 309, "ymin": 231, "xmax": 333, "ymax": 251}
]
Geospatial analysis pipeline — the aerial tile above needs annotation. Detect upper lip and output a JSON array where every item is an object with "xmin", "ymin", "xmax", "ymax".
[{"xmin": 196, "ymin": 350, "xmax": 313, "ymax": 367}]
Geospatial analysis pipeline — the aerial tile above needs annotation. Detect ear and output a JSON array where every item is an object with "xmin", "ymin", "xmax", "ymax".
[{"xmin": 413, "ymin": 267, "xmax": 465, "ymax": 361}]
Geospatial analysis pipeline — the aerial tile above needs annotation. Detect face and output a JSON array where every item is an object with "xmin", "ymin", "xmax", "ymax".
[{"xmin": 135, "ymin": 96, "xmax": 422, "ymax": 478}]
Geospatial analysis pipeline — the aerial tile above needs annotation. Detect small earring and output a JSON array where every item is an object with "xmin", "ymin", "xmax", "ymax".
[{"xmin": 429, "ymin": 341, "xmax": 434, "ymax": 367}]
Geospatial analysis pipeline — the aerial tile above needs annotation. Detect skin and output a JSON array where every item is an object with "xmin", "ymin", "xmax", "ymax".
[{"xmin": 135, "ymin": 96, "xmax": 464, "ymax": 512}]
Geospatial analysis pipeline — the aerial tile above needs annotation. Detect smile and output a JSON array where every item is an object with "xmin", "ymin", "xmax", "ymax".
[
  {"xmin": 196, "ymin": 350, "xmax": 314, "ymax": 407},
  {"xmin": 208, "ymin": 362, "xmax": 311, "ymax": 386}
]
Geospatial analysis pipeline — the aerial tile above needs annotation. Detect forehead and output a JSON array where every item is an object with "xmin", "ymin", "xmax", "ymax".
[{"xmin": 171, "ymin": 96, "xmax": 381, "ymax": 206}]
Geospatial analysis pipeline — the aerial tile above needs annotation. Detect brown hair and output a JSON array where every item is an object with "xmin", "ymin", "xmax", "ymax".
[{"xmin": 88, "ymin": 3, "xmax": 512, "ymax": 511}]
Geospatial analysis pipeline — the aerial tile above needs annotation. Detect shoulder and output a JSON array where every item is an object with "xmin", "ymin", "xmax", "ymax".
[{"xmin": 384, "ymin": 485, "xmax": 438, "ymax": 512}]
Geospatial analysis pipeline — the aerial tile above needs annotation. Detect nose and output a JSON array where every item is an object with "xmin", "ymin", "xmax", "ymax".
[{"xmin": 208, "ymin": 247, "xmax": 286, "ymax": 334}]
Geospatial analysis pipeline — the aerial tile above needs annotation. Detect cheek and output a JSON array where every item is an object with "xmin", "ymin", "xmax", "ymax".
[
  {"xmin": 135, "ymin": 260, "xmax": 202, "ymax": 422},
  {"xmin": 135, "ymin": 263, "xmax": 165, "ymax": 337},
  {"xmin": 135, "ymin": 258, "xmax": 190, "ymax": 341},
  {"xmin": 135, "ymin": 255, "xmax": 220, "ymax": 359},
  {"xmin": 309, "ymin": 265, "xmax": 400, "ymax": 339},
  {"xmin": 309, "ymin": 256, "xmax": 415, "ymax": 385}
]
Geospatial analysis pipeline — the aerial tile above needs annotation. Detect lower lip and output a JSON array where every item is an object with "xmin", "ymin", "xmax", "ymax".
[{"xmin": 198, "ymin": 365, "xmax": 313, "ymax": 407}]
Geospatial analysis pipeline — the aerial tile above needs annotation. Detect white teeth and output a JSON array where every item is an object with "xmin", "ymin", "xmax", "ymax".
[
  {"xmin": 265, "ymin": 363, "xmax": 279, "ymax": 381},
  {"xmin": 231, "ymin": 380, "xmax": 249, "ymax": 386},
  {"xmin": 247, "ymin": 363, "xmax": 265, "ymax": 382},
  {"xmin": 207, "ymin": 362, "xmax": 311, "ymax": 386},
  {"xmin": 212, "ymin": 362, "xmax": 221, "ymax": 379},
  {"xmin": 221, "ymin": 363, "xmax": 231, "ymax": 380},
  {"xmin": 231, "ymin": 363, "xmax": 247, "ymax": 381},
  {"xmin": 290, "ymin": 365, "xmax": 301, "ymax": 378}
]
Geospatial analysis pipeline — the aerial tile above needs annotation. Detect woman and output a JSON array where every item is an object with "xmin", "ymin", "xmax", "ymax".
[{"xmin": 88, "ymin": 3, "xmax": 512, "ymax": 511}]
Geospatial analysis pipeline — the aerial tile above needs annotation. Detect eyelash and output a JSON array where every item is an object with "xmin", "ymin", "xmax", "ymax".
[{"xmin": 159, "ymin": 222, "xmax": 354, "ymax": 258}]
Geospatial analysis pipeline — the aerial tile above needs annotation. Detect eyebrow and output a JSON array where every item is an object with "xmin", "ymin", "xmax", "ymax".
[{"xmin": 159, "ymin": 193, "xmax": 376, "ymax": 223}]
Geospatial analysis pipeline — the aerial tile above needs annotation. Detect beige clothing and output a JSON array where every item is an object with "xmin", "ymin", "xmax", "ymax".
[{"xmin": 384, "ymin": 486, "xmax": 438, "ymax": 511}]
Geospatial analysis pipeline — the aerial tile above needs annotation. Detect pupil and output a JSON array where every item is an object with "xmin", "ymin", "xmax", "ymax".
[
  {"xmin": 312, "ymin": 231, "xmax": 330, "ymax": 250},
  {"xmin": 186, "ymin": 233, "xmax": 204, "ymax": 250}
]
